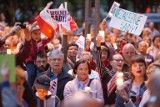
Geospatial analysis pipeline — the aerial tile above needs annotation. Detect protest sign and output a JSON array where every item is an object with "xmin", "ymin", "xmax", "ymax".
[
  {"xmin": 49, "ymin": 78, "xmax": 58, "ymax": 95},
  {"xmin": 0, "ymin": 55, "xmax": 15, "ymax": 82},
  {"xmin": 48, "ymin": 9, "xmax": 67, "ymax": 24},
  {"xmin": 109, "ymin": 8, "xmax": 147, "ymax": 35},
  {"xmin": 108, "ymin": 1, "xmax": 120, "ymax": 18},
  {"xmin": 76, "ymin": 35, "xmax": 85, "ymax": 60}
]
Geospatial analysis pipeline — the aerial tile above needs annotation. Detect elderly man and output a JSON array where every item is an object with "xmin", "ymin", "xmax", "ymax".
[
  {"xmin": 138, "ymin": 41, "xmax": 154, "ymax": 66},
  {"xmin": 122, "ymin": 43, "xmax": 136, "ymax": 72},
  {"xmin": 44, "ymin": 50, "xmax": 73, "ymax": 100}
]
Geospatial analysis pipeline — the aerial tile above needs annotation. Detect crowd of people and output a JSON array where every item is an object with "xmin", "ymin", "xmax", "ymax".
[{"xmin": 0, "ymin": 2, "xmax": 160, "ymax": 107}]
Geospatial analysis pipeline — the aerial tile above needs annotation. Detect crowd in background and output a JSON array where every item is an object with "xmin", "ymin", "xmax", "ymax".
[{"xmin": 0, "ymin": 2, "xmax": 160, "ymax": 107}]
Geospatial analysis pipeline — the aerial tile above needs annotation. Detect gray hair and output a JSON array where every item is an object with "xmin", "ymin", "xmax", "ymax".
[
  {"xmin": 139, "ymin": 41, "xmax": 149, "ymax": 47},
  {"xmin": 47, "ymin": 50, "xmax": 64, "ymax": 60}
]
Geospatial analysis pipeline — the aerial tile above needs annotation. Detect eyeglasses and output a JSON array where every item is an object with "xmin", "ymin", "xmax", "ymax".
[{"xmin": 112, "ymin": 59, "xmax": 124, "ymax": 62}]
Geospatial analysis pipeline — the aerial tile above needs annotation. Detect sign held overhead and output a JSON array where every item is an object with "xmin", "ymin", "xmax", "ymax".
[{"xmin": 109, "ymin": 8, "xmax": 147, "ymax": 35}]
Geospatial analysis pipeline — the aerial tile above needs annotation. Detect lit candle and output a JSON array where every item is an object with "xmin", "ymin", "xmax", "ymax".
[
  {"xmin": 99, "ymin": 31, "xmax": 105, "ymax": 39},
  {"xmin": 116, "ymin": 72, "xmax": 124, "ymax": 90},
  {"xmin": 87, "ymin": 34, "xmax": 91, "ymax": 40},
  {"xmin": 116, "ymin": 78, "xmax": 123, "ymax": 90},
  {"xmin": 85, "ymin": 86, "xmax": 90, "ymax": 92},
  {"xmin": 7, "ymin": 49, "xmax": 11, "ymax": 54},
  {"xmin": 117, "ymin": 72, "xmax": 123, "ymax": 77}
]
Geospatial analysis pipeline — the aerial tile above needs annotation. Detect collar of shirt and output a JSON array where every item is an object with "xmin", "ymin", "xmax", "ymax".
[{"xmin": 49, "ymin": 69, "xmax": 62, "ymax": 80}]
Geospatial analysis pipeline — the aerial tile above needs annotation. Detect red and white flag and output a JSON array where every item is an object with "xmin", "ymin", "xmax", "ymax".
[
  {"xmin": 107, "ymin": 73, "xmax": 117, "ymax": 97},
  {"xmin": 36, "ymin": 2, "xmax": 58, "ymax": 38}
]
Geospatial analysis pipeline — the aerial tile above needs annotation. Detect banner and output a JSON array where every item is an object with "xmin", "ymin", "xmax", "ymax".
[
  {"xmin": 109, "ymin": 8, "xmax": 147, "ymax": 35},
  {"xmin": 48, "ymin": 9, "xmax": 67, "ymax": 24},
  {"xmin": 108, "ymin": 1, "xmax": 120, "ymax": 18},
  {"xmin": 0, "ymin": 55, "xmax": 16, "ymax": 83}
]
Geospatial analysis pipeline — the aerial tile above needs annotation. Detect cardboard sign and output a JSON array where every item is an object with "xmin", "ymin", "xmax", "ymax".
[
  {"xmin": 48, "ymin": 9, "xmax": 67, "ymax": 24},
  {"xmin": 76, "ymin": 35, "xmax": 85, "ymax": 49},
  {"xmin": 0, "ymin": 55, "xmax": 16, "ymax": 82},
  {"xmin": 108, "ymin": 1, "xmax": 120, "ymax": 18},
  {"xmin": 109, "ymin": 8, "xmax": 147, "ymax": 35}
]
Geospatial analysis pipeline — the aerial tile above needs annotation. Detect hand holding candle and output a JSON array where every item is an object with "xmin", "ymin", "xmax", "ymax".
[
  {"xmin": 99, "ymin": 31, "xmax": 105, "ymax": 39},
  {"xmin": 7, "ymin": 49, "xmax": 12, "ymax": 54},
  {"xmin": 85, "ymin": 86, "xmax": 90, "ymax": 92},
  {"xmin": 116, "ymin": 72, "xmax": 124, "ymax": 90},
  {"xmin": 87, "ymin": 34, "xmax": 91, "ymax": 41}
]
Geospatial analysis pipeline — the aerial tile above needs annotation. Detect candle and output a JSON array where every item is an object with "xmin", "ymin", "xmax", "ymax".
[
  {"xmin": 117, "ymin": 72, "xmax": 123, "ymax": 77},
  {"xmin": 7, "ymin": 49, "xmax": 11, "ymax": 54},
  {"xmin": 87, "ymin": 34, "xmax": 91, "ymax": 40},
  {"xmin": 85, "ymin": 87, "xmax": 90, "ymax": 92},
  {"xmin": 99, "ymin": 31, "xmax": 105, "ymax": 38},
  {"xmin": 116, "ymin": 78, "xmax": 123, "ymax": 90}
]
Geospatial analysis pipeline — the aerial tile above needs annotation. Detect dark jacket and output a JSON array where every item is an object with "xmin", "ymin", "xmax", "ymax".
[
  {"xmin": 25, "ymin": 36, "xmax": 53, "ymax": 63},
  {"xmin": 23, "ymin": 80, "xmax": 37, "ymax": 107},
  {"xmin": 44, "ymin": 67, "xmax": 73, "ymax": 100},
  {"xmin": 16, "ymin": 40, "xmax": 31, "ymax": 66}
]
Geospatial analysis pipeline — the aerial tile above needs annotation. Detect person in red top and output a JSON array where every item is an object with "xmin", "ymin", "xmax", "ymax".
[{"xmin": 25, "ymin": 23, "xmax": 54, "ymax": 87}]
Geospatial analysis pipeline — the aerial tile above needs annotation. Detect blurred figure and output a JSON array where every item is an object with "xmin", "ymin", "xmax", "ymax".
[
  {"xmin": 138, "ymin": 41, "xmax": 154, "ymax": 66},
  {"xmin": 52, "ymin": 38, "xmax": 62, "ymax": 50},
  {"xmin": 63, "ymin": 92, "xmax": 101, "ymax": 107},
  {"xmin": 149, "ymin": 22, "xmax": 159, "ymax": 39},
  {"xmin": 147, "ymin": 35, "xmax": 160, "ymax": 59},
  {"xmin": 142, "ymin": 27, "xmax": 152, "ymax": 39},
  {"xmin": 143, "ymin": 36, "xmax": 152, "ymax": 47}
]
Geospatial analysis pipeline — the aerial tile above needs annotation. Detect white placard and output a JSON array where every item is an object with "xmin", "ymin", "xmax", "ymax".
[
  {"xmin": 109, "ymin": 8, "xmax": 147, "ymax": 35},
  {"xmin": 108, "ymin": 1, "xmax": 120, "ymax": 18},
  {"xmin": 49, "ymin": 78, "xmax": 58, "ymax": 95},
  {"xmin": 48, "ymin": 9, "xmax": 67, "ymax": 24},
  {"xmin": 76, "ymin": 35, "xmax": 85, "ymax": 49}
]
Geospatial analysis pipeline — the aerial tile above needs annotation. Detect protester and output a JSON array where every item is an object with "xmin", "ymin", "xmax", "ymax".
[
  {"xmin": 44, "ymin": 49, "xmax": 72, "ymax": 100},
  {"xmin": 64, "ymin": 59, "xmax": 104, "ymax": 105},
  {"xmin": 35, "ymin": 74, "xmax": 59, "ymax": 107},
  {"xmin": 116, "ymin": 55, "xmax": 147, "ymax": 107}
]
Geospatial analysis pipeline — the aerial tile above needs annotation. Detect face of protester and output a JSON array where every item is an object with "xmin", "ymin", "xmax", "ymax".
[
  {"xmin": 48, "ymin": 54, "xmax": 63, "ymax": 73},
  {"xmin": 143, "ymin": 37, "xmax": 151, "ymax": 46},
  {"xmin": 12, "ymin": 35, "xmax": 19, "ymax": 45},
  {"xmin": 116, "ymin": 37, "xmax": 123, "ymax": 48},
  {"xmin": 31, "ymin": 30, "xmax": 41, "ymax": 42},
  {"xmin": 101, "ymin": 50, "xmax": 108, "ymax": 61},
  {"xmin": 153, "ymin": 37, "xmax": 160, "ymax": 47},
  {"xmin": 35, "ymin": 56, "xmax": 47, "ymax": 71},
  {"xmin": 68, "ymin": 46, "xmax": 78, "ymax": 58},
  {"xmin": 131, "ymin": 62, "xmax": 146, "ymax": 77},
  {"xmin": 110, "ymin": 54, "xmax": 124, "ymax": 72},
  {"xmin": 123, "ymin": 45, "xmax": 135, "ymax": 64},
  {"xmin": 53, "ymin": 40, "xmax": 60, "ymax": 49},
  {"xmin": 36, "ymin": 88, "xmax": 48, "ymax": 99},
  {"xmin": 76, "ymin": 62, "xmax": 89, "ymax": 81},
  {"xmin": 139, "ymin": 43, "xmax": 148, "ymax": 55}
]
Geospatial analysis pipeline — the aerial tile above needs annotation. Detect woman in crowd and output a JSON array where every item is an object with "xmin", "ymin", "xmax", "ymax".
[
  {"xmin": 115, "ymin": 55, "xmax": 147, "ymax": 107},
  {"xmin": 64, "ymin": 59, "xmax": 104, "ymax": 106}
]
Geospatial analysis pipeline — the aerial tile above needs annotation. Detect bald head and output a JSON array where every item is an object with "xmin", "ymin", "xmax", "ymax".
[
  {"xmin": 63, "ymin": 92, "xmax": 101, "ymax": 107},
  {"xmin": 122, "ymin": 43, "xmax": 136, "ymax": 64}
]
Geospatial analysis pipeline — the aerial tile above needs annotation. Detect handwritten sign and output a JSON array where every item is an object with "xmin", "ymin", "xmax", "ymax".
[
  {"xmin": 76, "ymin": 35, "xmax": 85, "ymax": 49},
  {"xmin": 48, "ymin": 9, "xmax": 67, "ymax": 24},
  {"xmin": 109, "ymin": 8, "xmax": 147, "ymax": 35},
  {"xmin": 108, "ymin": 1, "xmax": 120, "ymax": 18}
]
